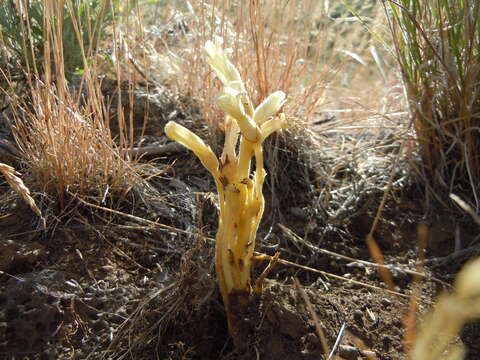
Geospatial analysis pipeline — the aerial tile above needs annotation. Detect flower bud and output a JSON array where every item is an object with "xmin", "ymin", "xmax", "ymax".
[
  {"xmin": 204, "ymin": 40, "xmax": 243, "ymax": 86},
  {"xmin": 260, "ymin": 113, "xmax": 286, "ymax": 140},
  {"xmin": 253, "ymin": 91, "xmax": 286, "ymax": 125},
  {"xmin": 165, "ymin": 121, "xmax": 219, "ymax": 175},
  {"xmin": 217, "ymin": 88, "xmax": 261, "ymax": 142}
]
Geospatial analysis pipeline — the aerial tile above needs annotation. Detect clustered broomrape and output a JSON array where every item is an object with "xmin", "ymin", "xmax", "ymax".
[{"xmin": 165, "ymin": 39, "xmax": 286, "ymax": 343}]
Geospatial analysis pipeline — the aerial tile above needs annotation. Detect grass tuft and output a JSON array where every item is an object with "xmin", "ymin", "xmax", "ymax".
[
  {"xmin": 385, "ymin": 0, "xmax": 480, "ymax": 207},
  {"xmin": 4, "ymin": 0, "xmax": 143, "ymax": 211}
]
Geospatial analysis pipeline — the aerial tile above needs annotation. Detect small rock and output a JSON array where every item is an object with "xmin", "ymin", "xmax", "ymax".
[
  {"xmin": 353, "ymin": 309, "xmax": 364, "ymax": 326},
  {"xmin": 381, "ymin": 298, "xmax": 392, "ymax": 307},
  {"xmin": 339, "ymin": 345, "xmax": 360, "ymax": 360},
  {"xmin": 288, "ymin": 207, "xmax": 307, "ymax": 218}
]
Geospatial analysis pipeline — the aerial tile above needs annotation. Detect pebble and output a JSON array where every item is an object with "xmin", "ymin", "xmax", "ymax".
[
  {"xmin": 353, "ymin": 309, "xmax": 364, "ymax": 326},
  {"xmin": 381, "ymin": 298, "xmax": 392, "ymax": 307}
]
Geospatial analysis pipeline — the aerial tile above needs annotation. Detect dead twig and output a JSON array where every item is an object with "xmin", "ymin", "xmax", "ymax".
[
  {"xmin": 294, "ymin": 278, "xmax": 330, "ymax": 356},
  {"xmin": 75, "ymin": 195, "xmax": 199, "ymax": 237},
  {"xmin": 424, "ymin": 244, "xmax": 480, "ymax": 267},
  {"xmin": 450, "ymin": 193, "xmax": 480, "ymax": 225},
  {"xmin": 254, "ymin": 252, "xmax": 280, "ymax": 293},
  {"xmin": 258, "ymin": 253, "xmax": 433, "ymax": 303},
  {"xmin": 346, "ymin": 330, "xmax": 379, "ymax": 360},
  {"xmin": 278, "ymin": 223, "xmax": 449, "ymax": 288},
  {"xmin": 327, "ymin": 322, "xmax": 346, "ymax": 360}
]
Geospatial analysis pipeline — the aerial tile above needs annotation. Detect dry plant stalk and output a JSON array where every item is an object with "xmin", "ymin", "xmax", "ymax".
[
  {"xmin": 0, "ymin": 162, "xmax": 42, "ymax": 217},
  {"xmin": 165, "ymin": 39, "xmax": 286, "ymax": 347},
  {"xmin": 411, "ymin": 258, "xmax": 480, "ymax": 360}
]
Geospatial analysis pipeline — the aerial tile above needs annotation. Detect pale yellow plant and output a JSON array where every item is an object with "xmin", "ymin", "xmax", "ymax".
[
  {"xmin": 165, "ymin": 39, "xmax": 286, "ymax": 345},
  {"xmin": 411, "ymin": 258, "xmax": 480, "ymax": 359}
]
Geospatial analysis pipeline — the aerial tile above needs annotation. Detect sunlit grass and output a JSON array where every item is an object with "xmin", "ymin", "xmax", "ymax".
[
  {"xmin": 386, "ymin": 0, "xmax": 480, "ymax": 206},
  {"xmin": 4, "ymin": 0, "xmax": 143, "ymax": 209}
]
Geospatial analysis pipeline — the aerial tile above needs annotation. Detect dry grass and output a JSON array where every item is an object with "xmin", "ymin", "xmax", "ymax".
[
  {"xmin": 3, "ymin": 0, "xmax": 145, "ymax": 210},
  {"xmin": 386, "ymin": 0, "xmax": 480, "ymax": 207},
  {"xmin": 133, "ymin": 0, "xmax": 332, "ymax": 125},
  {"xmin": 134, "ymin": 0, "xmax": 400, "ymax": 130},
  {"xmin": 0, "ymin": 162, "xmax": 42, "ymax": 218},
  {"xmin": 1, "ymin": 1, "xmax": 479, "ymax": 359}
]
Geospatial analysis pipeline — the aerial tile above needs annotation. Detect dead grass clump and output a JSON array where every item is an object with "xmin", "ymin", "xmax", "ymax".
[
  {"xmin": 155, "ymin": 0, "xmax": 399, "ymax": 128},
  {"xmin": 12, "ymin": 77, "xmax": 140, "ymax": 208},
  {"xmin": 385, "ymin": 0, "xmax": 480, "ymax": 207},
  {"xmin": 130, "ymin": 0, "xmax": 338, "ymax": 129},
  {"xmin": 5, "ymin": 0, "xmax": 145, "ymax": 210}
]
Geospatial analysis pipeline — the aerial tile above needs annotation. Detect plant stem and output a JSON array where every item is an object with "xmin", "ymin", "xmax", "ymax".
[{"xmin": 214, "ymin": 140, "xmax": 266, "ymax": 348}]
